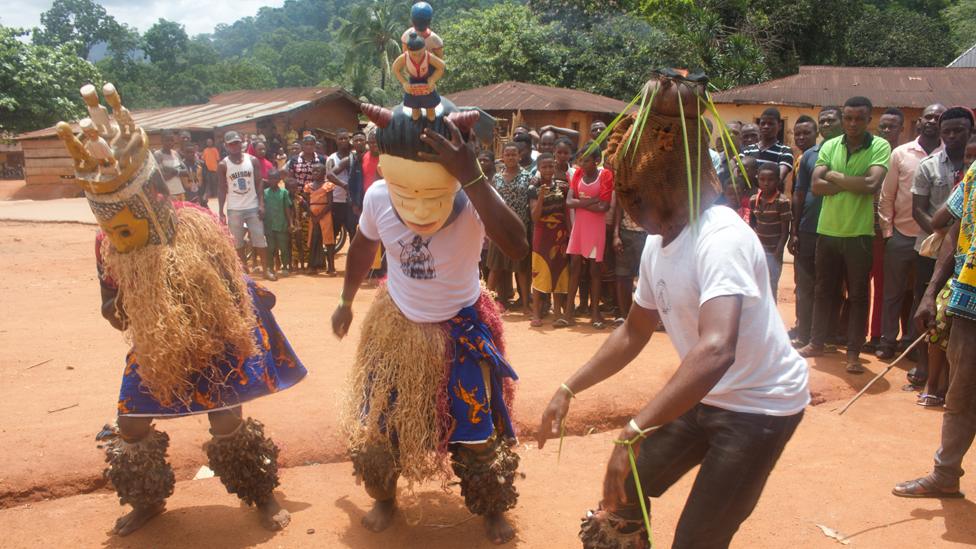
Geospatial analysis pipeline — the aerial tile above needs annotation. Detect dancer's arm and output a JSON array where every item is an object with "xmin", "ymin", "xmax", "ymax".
[
  {"xmin": 914, "ymin": 220, "xmax": 959, "ymax": 334},
  {"xmin": 537, "ymin": 303, "xmax": 660, "ymax": 448},
  {"xmin": 418, "ymin": 122, "xmax": 529, "ymax": 260},
  {"xmin": 100, "ymin": 285, "xmax": 127, "ymax": 331},
  {"xmin": 331, "ymin": 231, "xmax": 381, "ymax": 339}
]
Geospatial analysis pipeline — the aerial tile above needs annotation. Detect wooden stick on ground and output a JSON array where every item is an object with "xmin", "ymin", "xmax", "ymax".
[{"xmin": 838, "ymin": 333, "xmax": 928, "ymax": 416}]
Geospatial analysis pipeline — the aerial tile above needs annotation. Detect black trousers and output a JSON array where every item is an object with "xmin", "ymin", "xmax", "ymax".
[
  {"xmin": 620, "ymin": 404, "xmax": 803, "ymax": 549},
  {"xmin": 332, "ymin": 202, "xmax": 359, "ymax": 242},
  {"xmin": 810, "ymin": 235, "xmax": 873, "ymax": 354},
  {"xmin": 794, "ymin": 231, "xmax": 818, "ymax": 344}
]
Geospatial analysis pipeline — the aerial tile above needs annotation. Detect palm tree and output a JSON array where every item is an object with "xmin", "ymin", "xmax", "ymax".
[{"xmin": 337, "ymin": 0, "xmax": 405, "ymax": 90}]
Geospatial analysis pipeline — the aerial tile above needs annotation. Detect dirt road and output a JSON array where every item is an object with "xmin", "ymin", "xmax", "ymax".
[{"xmin": 0, "ymin": 220, "xmax": 971, "ymax": 548}]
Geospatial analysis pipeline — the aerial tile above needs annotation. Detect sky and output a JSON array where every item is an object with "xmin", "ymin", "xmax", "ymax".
[{"xmin": 0, "ymin": 0, "xmax": 285, "ymax": 37}]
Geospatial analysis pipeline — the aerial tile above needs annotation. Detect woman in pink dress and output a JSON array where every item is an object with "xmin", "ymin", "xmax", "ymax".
[{"xmin": 560, "ymin": 143, "xmax": 613, "ymax": 329}]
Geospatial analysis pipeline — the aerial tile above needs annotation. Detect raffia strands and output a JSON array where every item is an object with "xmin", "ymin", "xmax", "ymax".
[
  {"xmin": 101, "ymin": 206, "xmax": 258, "ymax": 409},
  {"xmin": 606, "ymin": 110, "xmax": 720, "ymax": 230},
  {"xmin": 342, "ymin": 289, "xmax": 453, "ymax": 484}
]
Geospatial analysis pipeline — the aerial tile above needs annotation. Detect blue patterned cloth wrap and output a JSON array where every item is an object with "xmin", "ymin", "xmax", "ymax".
[
  {"xmin": 117, "ymin": 278, "xmax": 307, "ymax": 417},
  {"xmin": 447, "ymin": 303, "xmax": 518, "ymax": 444}
]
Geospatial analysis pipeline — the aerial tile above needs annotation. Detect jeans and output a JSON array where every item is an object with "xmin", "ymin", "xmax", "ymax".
[
  {"xmin": 765, "ymin": 252, "xmax": 783, "ymax": 300},
  {"xmin": 227, "ymin": 208, "xmax": 267, "ymax": 248},
  {"xmin": 933, "ymin": 317, "xmax": 976, "ymax": 486},
  {"xmin": 794, "ymin": 231, "xmax": 818, "ymax": 344},
  {"xmin": 620, "ymin": 404, "xmax": 803, "ymax": 549},
  {"xmin": 881, "ymin": 230, "xmax": 919, "ymax": 346},
  {"xmin": 810, "ymin": 235, "xmax": 873, "ymax": 354}
]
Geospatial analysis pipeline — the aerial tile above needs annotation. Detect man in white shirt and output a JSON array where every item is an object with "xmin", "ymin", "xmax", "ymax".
[
  {"xmin": 538, "ymin": 77, "xmax": 808, "ymax": 548},
  {"xmin": 331, "ymin": 100, "xmax": 529, "ymax": 544},
  {"xmin": 217, "ymin": 131, "xmax": 274, "ymax": 281}
]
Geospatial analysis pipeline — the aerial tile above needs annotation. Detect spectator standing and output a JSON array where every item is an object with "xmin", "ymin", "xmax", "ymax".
[
  {"xmin": 217, "ymin": 131, "xmax": 274, "ymax": 281},
  {"xmin": 253, "ymin": 142, "xmax": 275, "ymax": 183},
  {"xmin": 362, "ymin": 129, "xmax": 381, "ymax": 194},
  {"xmin": 877, "ymin": 104, "xmax": 946, "ymax": 359},
  {"xmin": 154, "ymin": 130, "xmax": 187, "ymax": 201},
  {"xmin": 790, "ymin": 116, "xmax": 818, "ymax": 194},
  {"xmin": 892, "ymin": 156, "xmax": 976, "ymax": 500},
  {"xmin": 740, "ymin": 123, "xmax": 760, "ymax": 149},
  {"xmin": 741, "ymin": 108, "xmax": 794, "ymax": 188},
  {"xmin": 326, "ymin": 129, "xmax": 356, "ymax": 245},
  {"xmin": 790, "ymin": 107, "xmax": 842, "ymax": 347},
  {"xmin": 486, "ymin": 143, "xmax": 533, "ymax": 309},
  {"xmin": 612, "ymin": 198, "xmax": 647, "ymax": 324},
  {"xmin": 201, "ymin": 138, "xmax": 220, "ymax": 200},
  {"xmin": 716, "ymin": 120, "xmax": 743, "ymax": 187},
  {"xmin": 561, "ymin": 143, "xmax": 613, "ymax": 329},
  {"xmin": 180, "ymin": 139, "xmax": 204, "ymax": 206},
  {"xmin": 348, "ymin": 130, "xmax": 367, "ymax": 216},
  {"xmin": 878, "ymin": 108, "xmax": 906, "ymax": 148},
  {"xmin": 264, "ymin": 169, "xmax": 293, "ymax": 277},
  {"xmin": 529, "ymin": 153, "xmax": 571, "ymax": 327},
  {"xmin": 751, "ymin": 163, "xmax": 792, "ymax": 299},
  {"xmin": 513, "ymin": 132, "xmax": 536, "ymax": 173},
  {"xmin": 285, "ymin": 135, "xmax": 325, "ymax": 271},
  {"xmin": 799, "ymin": 97, "xmax": 892, "ymax": 373},
  {"xmin": 910, "ymin": 107, "xmax": 974, "ymax": 402}
]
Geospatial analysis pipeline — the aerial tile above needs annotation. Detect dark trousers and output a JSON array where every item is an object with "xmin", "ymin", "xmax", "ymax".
[
  {"xmin": 810, "ymin": 235, "xmax": 873, "ymax": 354},
  {"xmin": 621, "ymin": 404, "xmax": 803, "ymax": 549},
  {"xmin": 794, "ymin": 231, "xmax": 818, "ymax": 344},
  {"xmin": 332, "ymin": 202, "xmax": 359, "ymax": 243},
  {"xmin": 881, "ymin": 230, "xmax": 919, "ymax": 346},
  {"xmin": 266, "ymin": 229, "xmax": 290, "ymax": 270}
]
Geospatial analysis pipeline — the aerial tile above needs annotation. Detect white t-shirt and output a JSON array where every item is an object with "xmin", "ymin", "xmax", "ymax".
[
  {"xmin": 222, "ymin": 155, "xmax": 259, "ymax": 211},
  {"xmin": 358, "ymin": 181, "xmax": 485, "ymax": 323},
  {"xmin": 634, "ymin": 205, "xmax": 809, "ymax": 416},
  {"xmin": 327, "ymin": 152, "xmax": 349, "ymax": 203}
]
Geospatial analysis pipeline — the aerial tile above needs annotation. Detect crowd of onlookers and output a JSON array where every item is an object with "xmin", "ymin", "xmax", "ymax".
[{"xmin": 156, "ymin": 101, "xmax": 976, "ymax": 406}]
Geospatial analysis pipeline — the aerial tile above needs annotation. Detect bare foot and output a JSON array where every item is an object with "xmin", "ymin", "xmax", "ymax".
[
  {"xmin": 258, "ymin": 497, "xmax": 291, "ymax": 531},
  {"xmin": 362, "ymin": 499, "xmax": 396, "ymax": 532},
  {"xmin": 112, "ymin": 502, "xmax": 165, "ymax": 536},
  {"xmin": 485, "ymin": 511, "xmax": 515, "ymax": 544}
]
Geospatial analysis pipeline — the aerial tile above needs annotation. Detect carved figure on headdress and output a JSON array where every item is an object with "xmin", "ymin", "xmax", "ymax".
[
  {"xmin": 401, "ymin": 2, "xmax": 443, "ymax": 58},
  {"xmin": 392, "ymin": 32, "xmax": 445, "ymax": 122},
  {"xmin": 80, "ymin": 118, "xmax": 119, "ymax": 177},
  {"xmin": 56, "ymin": 121, "xmax": 98, "ymax": 174},
  {"xmin": 80, "ymin": 84, "xmax": 115, "ymax": 141},
  {"xmin": 104, "ymin": 83, "xmax": 136, "ymax": 140}
]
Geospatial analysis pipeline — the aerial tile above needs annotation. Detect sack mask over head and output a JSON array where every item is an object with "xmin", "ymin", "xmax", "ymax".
[
  {"xmin": 56, "ymin": 83, "xmax": 176, "ymax": 252},
  {"xmin": 361, "ymin": 98, "xmax": 479, "ymax": 236}
]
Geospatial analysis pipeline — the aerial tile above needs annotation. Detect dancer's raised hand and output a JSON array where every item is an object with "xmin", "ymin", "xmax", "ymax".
[{"xmin": 537, "ymin": 386, "xmax": 572, "ymax": 449}]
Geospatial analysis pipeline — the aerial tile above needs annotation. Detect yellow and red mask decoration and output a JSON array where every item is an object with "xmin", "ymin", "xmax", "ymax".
[
  {"xmin": 361, "ymin": 100, "xmax": 480, "ymax": 237},
  {"xmin": 55, "ymin": 83, "xmax": 176, "ymax": 252}
]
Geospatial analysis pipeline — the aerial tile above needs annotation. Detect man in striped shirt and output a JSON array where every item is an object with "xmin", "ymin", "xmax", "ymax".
[{"xmin": 742, "ymin": 108, "xmax": 795, "ymax": 190}]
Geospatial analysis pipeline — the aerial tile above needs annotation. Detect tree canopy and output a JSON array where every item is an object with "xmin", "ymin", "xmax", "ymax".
[{"xmin": 3, "ymin": 0, "xmax": 968, "ymax": 134}]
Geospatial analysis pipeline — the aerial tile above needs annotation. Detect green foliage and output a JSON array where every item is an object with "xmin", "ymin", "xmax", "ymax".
[
  {"xmin": 1, "ymin": 26, "xmax": 101, "ymax": 133},
  {"xmin": 32, "ymin": 0, "xmax": 123, "ymax": 59},
  {"xmin": 438, "ymin": 2, "xmax": 567, "ymax": 93},
  {"xmin": 944, "ymin": 0, "xmax": 976, "ymax": 56},
  {"xmin": 843, "ymin": 4, "xmax": 955, "ymax": 66}
]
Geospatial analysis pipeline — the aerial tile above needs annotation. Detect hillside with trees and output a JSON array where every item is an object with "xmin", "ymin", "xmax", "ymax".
[{"xmin": 2, "ymin": 0, "xmax": 971, "ymax": 134}]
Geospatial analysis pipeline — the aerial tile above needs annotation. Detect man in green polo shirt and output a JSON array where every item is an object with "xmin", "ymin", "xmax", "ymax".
[{"xmin": 798, "ymin": 96, "xmax": 891, "ymax": 373}]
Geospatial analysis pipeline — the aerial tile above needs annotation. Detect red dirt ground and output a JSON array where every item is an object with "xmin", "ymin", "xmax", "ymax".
[{"xmin": 0, "ymin": 220, "xmax": 972, "ymax": 548}]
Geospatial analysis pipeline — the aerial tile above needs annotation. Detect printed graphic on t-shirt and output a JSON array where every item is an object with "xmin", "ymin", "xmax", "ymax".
[
  {"xmin": 656, "ymin": 279, "xmax": 671, "ymax": 314},
  {"xmin": 228, "ymin": 168, "xmax": 252, "ymax": 194},
  {"xmin": 398, "ymin": 235, "xmax": 436, "ymax": 280}
]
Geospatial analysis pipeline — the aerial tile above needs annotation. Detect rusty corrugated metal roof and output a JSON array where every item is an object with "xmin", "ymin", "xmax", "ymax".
[
  {"xmin": 18, "ymin": 87, "xmax": 359, "ymax": 140},
  {"xmin": 445, "ymin": 81, "xmax": 630, "ymax": 114},
  {"xmin": 711, "ymin": 66, "xmax": 976, "ymax": 109}
]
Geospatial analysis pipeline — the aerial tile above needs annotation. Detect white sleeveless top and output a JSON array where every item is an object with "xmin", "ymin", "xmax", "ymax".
[
  {"xmin": 224, "ymin": 155, "xmax": 259, "ymax": 211},
  {"xmin": 158, "ymin": 150, "xmax": 185, "ymax": 196}
]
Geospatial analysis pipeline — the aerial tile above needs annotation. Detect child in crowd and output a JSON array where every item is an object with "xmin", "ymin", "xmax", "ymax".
[
  {"xmin": 553, "ymin": 137, "xmax": 576, "ymax": 184},
  {"xmin": 306, "ymin": 163, "xmax": 336, "ymax": 275},
  {"xmin": 751, "ymin": 163, "xmax": 792, "ymax": 299},
  {"xmin": 529, "ymin": 153, "xmax": 571, "ymax": 327},
  {"xmin": 286, "ymin": 177, "xmax": 307, "ymax": 272},
  {"xmin": 263, "ymin": 169, "xmax": 293, "ymax": 278},
  {"xmin": 560, "ymin": 143, "xmax": 613, "ymax": 329},
  {"xmin": 486, "ymin": 143, "xmax": 533, "ymax": 310}
]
